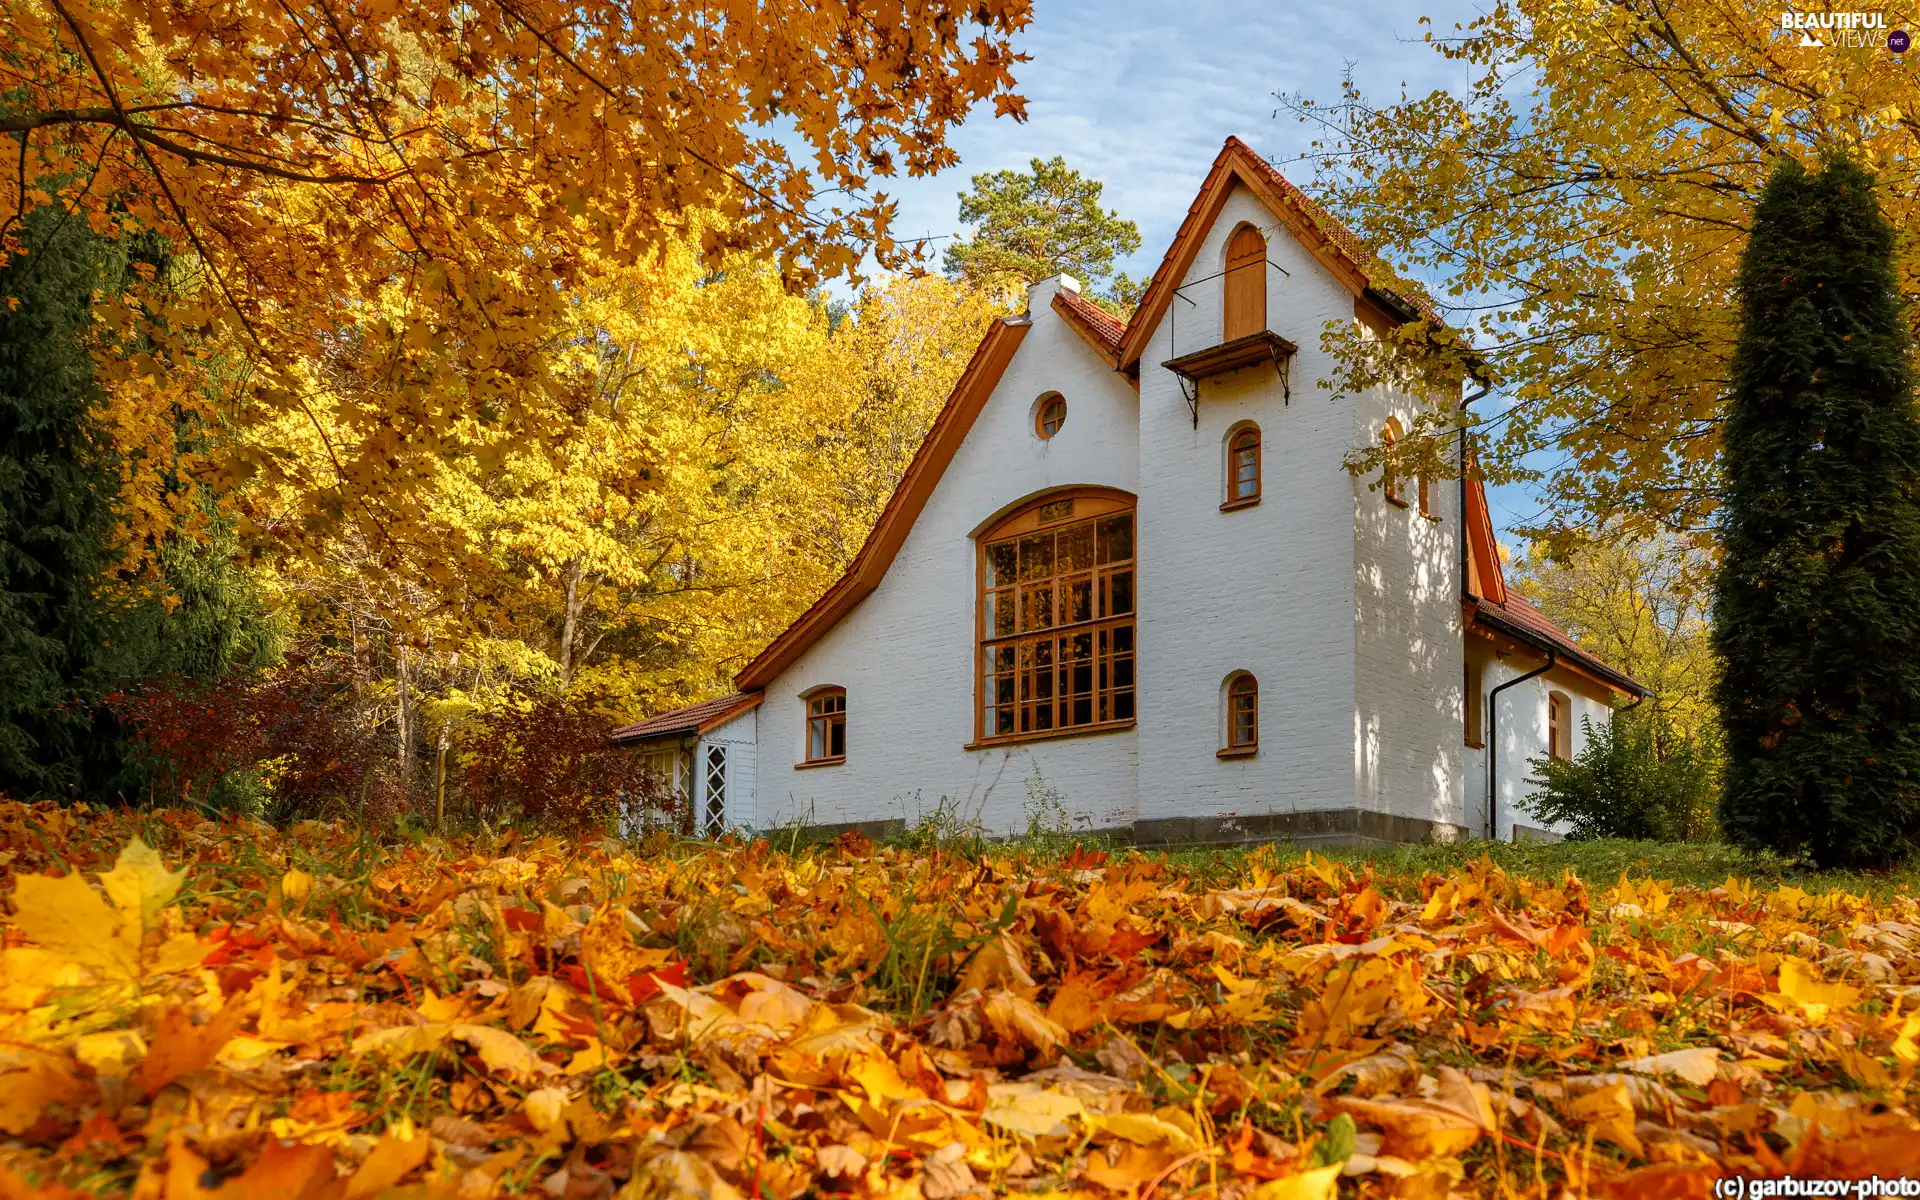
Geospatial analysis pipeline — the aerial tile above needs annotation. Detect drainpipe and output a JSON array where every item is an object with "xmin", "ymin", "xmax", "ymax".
[{"xmin": 1486, "ymin": 650, "xmax": 1554, "ymax": 841}]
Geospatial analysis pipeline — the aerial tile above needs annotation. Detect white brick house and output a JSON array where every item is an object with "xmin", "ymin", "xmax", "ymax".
[{"xmin": 612, "ymin": 138, "xmax": 1644, "ymax": 847}]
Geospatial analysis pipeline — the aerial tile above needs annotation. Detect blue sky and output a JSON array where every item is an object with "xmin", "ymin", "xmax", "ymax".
[{"xmin": 863, "ymin": 0, "xmax": 1543, "ymax": 543}]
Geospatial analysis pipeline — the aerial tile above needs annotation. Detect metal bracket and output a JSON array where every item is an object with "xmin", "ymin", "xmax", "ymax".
[{"xmin": 1179, "ymin": 375, "xmax": 1199, "ymax": 427}]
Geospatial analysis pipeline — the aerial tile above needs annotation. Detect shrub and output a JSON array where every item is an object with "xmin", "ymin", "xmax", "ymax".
[{"xmin": 1522, "ymin": 707, "xmax": 1718, "ymax": 842}]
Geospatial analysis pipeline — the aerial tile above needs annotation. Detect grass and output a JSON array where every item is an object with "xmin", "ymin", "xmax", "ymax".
[{"xmin": 1150, "ymin": 835, "xmax": 1920, "ymax": 897}]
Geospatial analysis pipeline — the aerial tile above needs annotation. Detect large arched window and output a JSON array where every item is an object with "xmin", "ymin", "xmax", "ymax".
[
  {"xmin": 1224, "ymin": 423, "xmax": 1261, "ymax": 509},
  {"xmin": 1223, "ymin": 225, "xmax": 1267, "ymax": 341},
  {"xmin": 977, "ymin": 489, "xmax": 1136, "ymax": 743}
]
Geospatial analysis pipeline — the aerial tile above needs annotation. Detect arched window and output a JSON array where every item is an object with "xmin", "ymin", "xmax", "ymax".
[
  {"xmin": 1221, "ymin": 673, "xmax": 1258, "ymax": 756},
  {"xmin": 1418, "ymin": 471, "xmax": 1436, "ymax": 519},
  {"xmin": 1223, "ymin": 225, "xmax": 1267, "ymax": 341},
  {"xmin": 1224, "ymin": 424, "xmax": 1261, "ymax": 508},
  {"xmin": 804, "ymin": 687, "xmax": 846, "ymax": 764},
  {"xmin": 1035, "ymin": 393, "xmax": 1067, "ymax": 440},
  {"xmin": 1548, "ymin": 691, "xmax": 1571, "ymax": 760},
  {"xmin": 1382, "ymin": 418, "xmax": 1408, "ymax": 507},
  {"xmin": 977, "ymin": 489, "xmax": 1136, "ymax": 743}
]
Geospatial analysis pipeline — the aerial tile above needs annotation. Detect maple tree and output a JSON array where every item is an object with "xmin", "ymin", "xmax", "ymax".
[
  {"xmin": 4, "ymin": 804, "xmax": 1920, "ymax": 1197},
  {"xmin": 1284, "ymin": 0, "xmax": 1920, "ymax": 540},
  {"xmin": 1, "ymin": 0, "xmax": 1032, "ymax": 567}
]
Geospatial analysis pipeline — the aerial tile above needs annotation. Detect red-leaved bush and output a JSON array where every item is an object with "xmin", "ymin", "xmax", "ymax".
[{"xmin": 459, "ymin": 688, "xmax": 679, "ymax": 835}]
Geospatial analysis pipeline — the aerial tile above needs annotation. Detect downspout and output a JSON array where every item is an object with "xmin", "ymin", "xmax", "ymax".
[{"xmin": 1486, "ymin": 650, "xmax": 1554, "ymax": 841}]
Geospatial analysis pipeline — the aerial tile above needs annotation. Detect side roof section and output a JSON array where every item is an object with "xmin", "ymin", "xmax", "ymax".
[
  {"xmin": 610, "ymin": 691, "xmax": 763, "ymax": 745},
  {"xmin": 1461, "ymin": 471, "xmax": 1648, "ymax": 698}
]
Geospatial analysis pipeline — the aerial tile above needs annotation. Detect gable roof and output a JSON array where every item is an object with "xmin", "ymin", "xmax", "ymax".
[
  {"xmin": 732, "ymin": 315, "xmax": 1030, "ymax": 690},
  {"xmin": 1461, "ymin": 472, "xmax": 1648, "ymax": 698},
  {"xmin": 610, "ymin": 691, "xmax": 763, "ymax": 745},
  {"xmin": 1113, "ymin": 137, "xmax": 1442, "ymax": 374}
]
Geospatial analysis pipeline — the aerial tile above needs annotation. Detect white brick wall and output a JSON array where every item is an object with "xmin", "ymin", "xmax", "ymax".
[
  {"xmin": 1465, "ymin": 657, "xmax": 1614, "ymax": 839},
  {"xmin": 751, "ymin": 279, "xmax": 1141, "ymax": 835},
  {"xmin": 1132, "ymin": 187, "xmax": 1366, "ymax": 823}
]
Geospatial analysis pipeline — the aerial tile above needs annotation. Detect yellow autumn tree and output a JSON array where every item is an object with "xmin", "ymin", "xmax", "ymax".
[
  {"xmin": 1, "ymin": 0, "xmax": 1031, "ymax": 569},
  {"xmin": 1284, "ymin": 1, "xmax": 1920, "ymax": 538}
]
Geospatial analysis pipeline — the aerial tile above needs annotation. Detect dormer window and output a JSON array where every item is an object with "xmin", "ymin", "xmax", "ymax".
[{"xmin": 1223, "ymin": 225, "xmax": 1267, "ymax": 341}]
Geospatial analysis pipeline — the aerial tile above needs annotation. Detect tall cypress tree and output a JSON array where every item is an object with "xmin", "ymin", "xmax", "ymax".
[{"xmin": 1714, "ymin": 155, "xmax": 1920, "ymax": 869}]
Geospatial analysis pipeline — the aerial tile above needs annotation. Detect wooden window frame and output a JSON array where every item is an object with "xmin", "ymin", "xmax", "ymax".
[
  {"xmin": 1382, "ymin": 419, "xmax": 1409, "ymax": 507},
  {"xmin": 1548, "ymin": 690, "xmax": 1571, "ymax": 761},
  {"xmin": 1222, "ymin": 424, "xmax": 1262, "ymax": 511},
  {"xmin": 1034, "ymin": 393, "xmax": 1067, "ymax": 440},
  {"xmin": 1219, "ymin": 673, "xmax": 1258, "ymax": 758},
  {"xmin": 800, "ymin": 686, "xmax": 846, "ymax": 767},
  {"xmin": 1223, "ymin": 224, "xmax": 1268, "ymax": 343},
  {"xmin": 971, "ymin": 488, "xmax": 1137, "ymax": 748},
  {"xmin": 1418, "ymin": 471, "xmax": 1438, "ymax": 520}
]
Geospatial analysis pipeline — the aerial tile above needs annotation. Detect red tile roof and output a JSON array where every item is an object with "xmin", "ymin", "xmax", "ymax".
[
  {"xmin": 609, "ymin": 692, "xmax": 762, "ymax": 744},
  {"xmin": 1052, "ymin": 288, "xmax": 1125, "ymax": 364}
]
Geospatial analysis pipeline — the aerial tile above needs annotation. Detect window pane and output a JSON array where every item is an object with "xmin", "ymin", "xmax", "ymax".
[
  {"xmin": 829, "ymin": 719, "xmax": 845, "ymax": 758},
  {"xmin": 988, "ymin": 589, "xmax": 1015, "ymax": 636},
  {"xmin": 1022, "ymin": 583, "xmax": 1054, "ymax": 631},
  {"xmin": 1019, "ymin": 532, "xmax": 1053, "ymax": 580},
  {"xmin": 986, "ymin": 542, "xmax": 1017, "ymax": 588},
  {"xmin": 1105, "ymin": 569, "xmax": 1134, "ymax": 616},
  {"xmin": 1096, "ymin": 515, "xmax": 1133, "ymax": 565},
  {"xmin": 1066, "ymin": 576, "xmax": 1093, "ymax": 623},
  {"xmin": 1058, "ymin": 522, "xmax": 1094, "ymax": 571},
  {"xmin": 808, "ymin": 721, "xmax": 824, "ymax": 760}
]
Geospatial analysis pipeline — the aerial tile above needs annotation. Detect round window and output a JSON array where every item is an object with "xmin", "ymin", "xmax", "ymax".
[{"xmin": 1035, "ymin": 394, "xmax": 1067, "ymax": 439}]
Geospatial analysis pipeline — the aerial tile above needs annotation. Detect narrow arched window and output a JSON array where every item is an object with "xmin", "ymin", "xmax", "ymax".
[
  {"xmin": 977, "ymin": 489, "xmax": 1136, "ymax": 743},
  {"xmin": 1221, "ymin": 673, "xmax": 1258, "ymax": 755},
  {"xmin": 1418, "ymin": 471, "xmax": 1436, "ymax": 520},
  {"xmin": 804, "ymin": 687, "xmax": 846, "ymax": 764},
  {"xmin": 1223, "ymin": 225, "xmax": 1267, "ymax": 341},
  {"xmin": 1382, "ymin": 418, "xmax": 1408, "ymax": 507},
  {"xmin": 1548, "ymin": 691, "xmax": 1571, "ymax": 760},
  {"xmin": 1224, "ymin": 424, "xmax": 1261, "ymax": 508}
]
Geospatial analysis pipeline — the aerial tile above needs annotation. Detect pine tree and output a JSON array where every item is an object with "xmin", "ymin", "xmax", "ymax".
[{"xmin": 1713, "ymin": 155, "xmax": 1920, "ymax": 869}]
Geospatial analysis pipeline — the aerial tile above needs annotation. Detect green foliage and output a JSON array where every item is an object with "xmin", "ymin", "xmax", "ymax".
[
  {"xmin": 1713, "ymin": 155, "xmax": 1920, "ymax": 870},
  {"xmin": 942, "ymin": 156, "xmax": 1142, "ymax": 310},
  {"xmin": 1522, "ymin": 708, "xmax": 1719, "ymax": 842},
  {"xmin": 0, "ymin": 209, "xmax": 281, "ymax": 801},
  {"xmin": 0, "ymin": 208, "xmax": 136, "ymax": 797}
]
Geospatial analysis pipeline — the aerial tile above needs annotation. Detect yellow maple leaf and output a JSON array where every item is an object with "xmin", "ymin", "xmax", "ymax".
[
  {"xmin": 10, "ymin": 839, "xmax": 199, "ymax": 986},
  {"xmin": 1778, "ymin": 956, "xmax": 1862, "ymax": 1023}
]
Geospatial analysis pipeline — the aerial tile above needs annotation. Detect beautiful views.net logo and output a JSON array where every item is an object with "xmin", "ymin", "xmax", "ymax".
[{"xmin": 1777, "ymin": 10, "xmax": 1907, "ymax": 49}]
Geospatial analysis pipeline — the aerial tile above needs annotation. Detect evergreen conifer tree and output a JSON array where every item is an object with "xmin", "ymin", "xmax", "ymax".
[
  {"xmin": 0, "ymin": 208, "xmax": 133, "ymax": 796},
  {"xmin": 1714, "ymin": 155, "xmax": 1920, "ymax": 868}
]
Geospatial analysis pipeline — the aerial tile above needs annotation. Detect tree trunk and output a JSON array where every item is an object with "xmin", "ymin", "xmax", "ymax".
[
  {"xmin": 395, "ymin": 638, "xmax": 415, "ymax": 777},
  {"xmin": 559, "ymin": 558, "xmax": 582, "ymax": 684}
]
